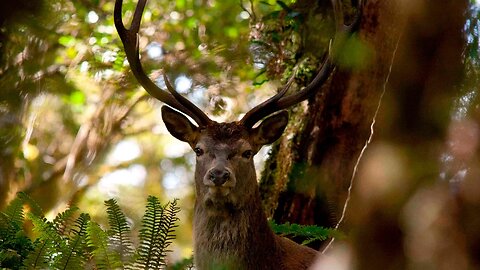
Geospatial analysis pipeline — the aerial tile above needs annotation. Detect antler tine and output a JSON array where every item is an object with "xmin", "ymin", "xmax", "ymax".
[
  {"xmin": 240, "ymin": 0, "xmax": 360, "ymax": 128},
  {"xmin": 114, "ymin": 0, "xmax": 212, "ymax": 126},
  {"xmin": 240, "ymin": 74, "xmax": 295, "ymax": 128},
  {"xmin": 162, "ymin": 73, "xmax": 212, "ymax": 125}
]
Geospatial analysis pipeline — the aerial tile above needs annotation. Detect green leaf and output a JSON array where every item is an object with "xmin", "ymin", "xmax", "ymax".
[
  {"xmin": 16, "ymin": 192, "xmax": 43, "ymax": 217},
  {"xmin": 53, "ymin": 213, "xmax": 90, "ymax": 270},
  {"xmin": 225, "ymin": 27, "xmax": 239, "ymax": 38},
  {"xmin": 26, "ymin": 213, "xmax": 66, "ymax": 269},
  {"xmin": 87, "ymin": 221, "xmax": 122, "ymax": 270},
  {"xmin": 69, "ymin": 91, "xmax": 86, "ymax": 106},
  {"xmin": 53, "ymin": 206, "xmax": 79, "ymax": 237},
  {"xmin": 270, "ymin": 221, "xmax": 340, "ymax": 245},
  {"xmin": 133, "ymin": 196, "xmax": 179, "ymax": 270},
  {"xmin": 4, "ymin": 196, "xmax": 25, "ymax": 229},
  {"xmin": 104, "ymin": 198, "xmax": 133, "ymax": 263},
  {"xmin": 176, "ymin": 0, "xmax": 186, "ymax": 9},
  {"xmin": 58, "ymin": 35, "xmax": 76, "ymax": 47}
]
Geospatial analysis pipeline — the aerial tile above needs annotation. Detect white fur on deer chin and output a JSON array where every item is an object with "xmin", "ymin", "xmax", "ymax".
[
  {"xmin": 207, "ymin": 186, "xmax": 231, "ymax": 197},
  {"xmin": 203, "ymin": 191, "xmax": 241, "ymax": 214}
]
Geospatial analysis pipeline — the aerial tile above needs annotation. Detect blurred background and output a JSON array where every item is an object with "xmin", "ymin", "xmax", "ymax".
[{"xmin": 1, "ymin": 0, "xmax": 480, "ymax": 268}]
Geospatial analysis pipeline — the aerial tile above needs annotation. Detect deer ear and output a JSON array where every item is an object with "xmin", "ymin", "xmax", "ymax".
[
  {"xmin": 251, "ymin": 111, "xmax": 289, "ymax": 146},
  {"xmin": 161, "ymin": 106, "xmax": 199, "ymax": 144}
]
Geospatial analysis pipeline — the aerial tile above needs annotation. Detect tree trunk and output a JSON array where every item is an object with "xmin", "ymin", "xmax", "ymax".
[
  {"xmin": 260, "ymin": 0, "xmax": 408, "ymax": 228},
  {"xmin": 260, "ymin": 2, "xmax": 477, "ymax": 269}
]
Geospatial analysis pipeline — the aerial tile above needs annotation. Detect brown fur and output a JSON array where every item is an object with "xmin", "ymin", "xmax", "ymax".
[{"xmin": 194, "ymin": 186, "xmax": 318, "ymax": 270}]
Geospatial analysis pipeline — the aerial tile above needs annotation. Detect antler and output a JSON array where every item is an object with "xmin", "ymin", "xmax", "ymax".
[
  {"xmin": 240, "ymin": 0, "xmax": 360, "ymax": 128},
  {"xmin": 114, "ymin": 0, "xmax": 212, "ymax": 126}
]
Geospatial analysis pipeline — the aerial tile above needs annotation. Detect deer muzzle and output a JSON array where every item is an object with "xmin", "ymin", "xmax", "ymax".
[
  {"xmin": 208, "ymin": 168, "xmax": 230, "ymax": 186},
  {"xmin": 203, "ymin": 164, "xmax": 235, "ymax": 189}
]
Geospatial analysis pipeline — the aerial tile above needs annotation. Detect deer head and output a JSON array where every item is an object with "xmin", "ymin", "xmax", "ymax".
[
  {"xmin": 114, "ymin": 0, "xmax": 358, "ymax": 268},
  {"xmin": 161, "ymin": 105, "xmax": 289, "ymax": 213}
]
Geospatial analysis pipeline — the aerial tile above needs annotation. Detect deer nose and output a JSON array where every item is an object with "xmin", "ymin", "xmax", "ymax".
[{"xmin": 208, "ymin": 168, "xmax": 230, "ymax": 186}]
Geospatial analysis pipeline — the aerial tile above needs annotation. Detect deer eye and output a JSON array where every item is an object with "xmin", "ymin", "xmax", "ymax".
[
  {"xmin": 242, "ymin": 150, "xmax": 253, "ymax": 159},
  {"xmin": 194, "ymin": 147, "xmax": 204, "ymax": 157}
]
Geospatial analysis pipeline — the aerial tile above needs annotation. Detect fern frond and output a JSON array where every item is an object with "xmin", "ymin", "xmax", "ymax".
[
  {"xmin": 158, "ymin": 199, "xmax": 180, "ymax": 259},
  {"xmin": 0, "ymin": 212, "xmax": 12, "ymax": 237},
  {"xmin": 16, "ymin": 192, "xmax": 43, "ymax": 217},
  {"xmin": 24, "ymin": 213, "xmax": 66, "ymax": 269},
  {"xmin": 87, "ymin": 221, "xmax": 122, "ymax": 270},
  {"xmin": 104, "ymin": 198, "xmax": 133, "ymax": 262},
  {"xmin": 132, "ymin": 196, "xmax": 179, "ymax": 270},
  {"xmin": 269, "ymin": 221, "xmax": 340, "ymax": 245},
  {"xmin": 53, "ymin": 206, "xmax": 79, "ymax": 237},
  {"xmin": 133, "ymin": 196, "xmax": 164, "ymax": 270},
  {"xmin": 4, "ymin": 196, "xmax": 25, "ymax": 229},
  {"xmin": 0, "ymin": 193, "xmax": 36, "ymax": 269},
  {"xmin": 53, "ymin": 213, "xmax": 90, "ymax": 270},
  {"xmin": 21, "ymin": 239, "xmax": 51, "ymax": 270}
]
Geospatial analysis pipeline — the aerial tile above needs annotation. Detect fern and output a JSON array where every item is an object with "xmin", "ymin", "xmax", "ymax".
[
  {"xmin": 2, "ymin": 193, "xmax": 181, "ymax": 270},
  {"xmin": 270, "ymin": 221, "xmax": 340, "ymax": 245},
  {"xmin": 158, "ymin": 199, "xmax": 180, "ymax": 260},
  {"xmin": 16, "ymin": 192, "xmax": 43, "ymax": 217},
  {"xmin": 24, "ymin": 210, "xmax": 91, "ymax": 270},
  {"xmin": 0, "ymin": 193, "xmax": 37, "ymax": 269},
  {"xmin": 53, "ymin": 213, "xmax": 90, "ymax": 270},
  {"xmin": 4, "ymin": 196, "xmax": 25, "ymax": 228},
  {"xmin": 133, "ymin": 196, "xmax": 179, "ymax": 270},
  {"xmin": 87, "ymin": 221, "xmax": 123, "ymax": 270},
  {"xmin": 23, "ymin": 213, "xmax": 64, "ymax": 269},
  {"xmin": 105, "ymin": 198, "xmax": 133, "ymax": 263},
  {"xmin": 53, "ymin": 206, "xmax": 79, "ymax": 237},
  {"xmin": 21, "ymin": 239, "xmax": 51, "ymax": 270}
]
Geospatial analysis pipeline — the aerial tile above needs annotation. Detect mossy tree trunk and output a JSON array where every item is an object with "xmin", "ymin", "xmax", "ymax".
[
  {"xmin": 260, "ymin": 0, "xmax": 408, "ymax": 228},
  {"xmin": 260, "ymin": 2, "xmax": 478, "ymax": 268}
]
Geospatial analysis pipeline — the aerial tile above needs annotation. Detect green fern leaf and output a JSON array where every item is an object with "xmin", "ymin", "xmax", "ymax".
[
  {"xmin": 25, "ymin": 213, "xmax": 66, "ymax": 269},
  {"xmin": 158, "ymin": 199, "xmax": 180, "ymax": 258},
  {"xmin": 87, "ymin": 221, "xmax": 122, "ymax": 270},
  {"xmin": 4, "ymin": 196, "xmax": 25, "ymax": 230},
  {"xmin": 16, "ymin": 192, "xmax": 43, "ymax": 217},
  {"xmin": 132, "ymin": 196, "xmax": 179, "ymax": 270},
  {"xmin": 53, "ymin": 213, "xmax": 90, "ymax": 270},
  {"xmin": 53, "ymin": 206, "xmax": 79, "ymax": 237},
  {"xmin": 0, "ymin": 212, "xmax": 12, "ymax": 239},
  {"xmin": 269, "ymin": 221, "xmax": 340, "ymax": 245},
  {"xmin": 104, "ymin": 198, "xmax": 133, "ymax": 262},
  {"xmin": 0, "ymin": 193, "xmax": 37, "ymax": 269},
  {"xmin": 21, "ymin": 239, "xmax": 51, "ymax": 270}
]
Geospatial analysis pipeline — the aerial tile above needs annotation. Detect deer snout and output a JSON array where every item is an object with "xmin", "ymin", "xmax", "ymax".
[{"xmin": 207, "ymin": 168, "xmax": 230, "ymax": 186}]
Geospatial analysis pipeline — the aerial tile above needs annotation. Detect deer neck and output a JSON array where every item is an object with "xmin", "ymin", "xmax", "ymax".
[{"xmin": 193, "ymin": 183, "xmax": 277, "ymax": 269}]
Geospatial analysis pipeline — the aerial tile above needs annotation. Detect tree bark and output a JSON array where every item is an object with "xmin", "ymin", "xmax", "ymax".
[
  {"xmin": 260, "ymin": 3, "xmax": 475, "ymax": 269},
  {"xmin": 260, "ymin": 0, "xmax": 407, "ymax": 228}
]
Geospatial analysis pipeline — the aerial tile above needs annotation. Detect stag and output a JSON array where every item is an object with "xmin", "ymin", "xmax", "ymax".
[{"xmin": 114, "ymin": 0, "xmax": 358, "ymax": 269}]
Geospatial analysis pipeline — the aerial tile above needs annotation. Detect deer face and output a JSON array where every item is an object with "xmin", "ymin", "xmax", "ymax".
[{"xmin": 161, "ymin": 106, "xmax": 288, "ymax": 211}]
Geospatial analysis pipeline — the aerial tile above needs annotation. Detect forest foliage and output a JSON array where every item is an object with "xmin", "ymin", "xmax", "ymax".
[{"xmin": 0, "ymin": 192, "xmax": 180, "ymax": 269}]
